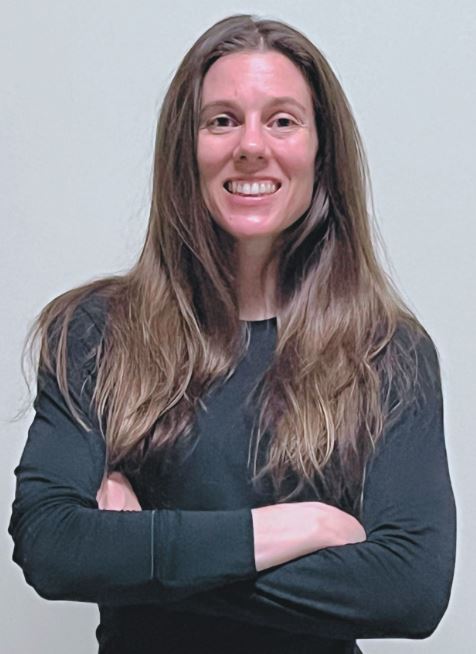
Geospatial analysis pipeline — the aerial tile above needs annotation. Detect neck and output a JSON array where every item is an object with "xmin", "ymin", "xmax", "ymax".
[{"xmin": 236, "ymin": 238, "xmax": 277, "ymax": 321}]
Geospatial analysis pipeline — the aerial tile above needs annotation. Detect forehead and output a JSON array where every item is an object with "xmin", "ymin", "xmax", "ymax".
[{"xmin": 200, "ymin": 50, "xmax": 314, "ymax": 108}]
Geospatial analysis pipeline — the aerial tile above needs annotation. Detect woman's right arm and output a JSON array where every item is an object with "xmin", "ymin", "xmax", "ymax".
[{"xmin": 8, "ymin": 305, "xmax": 256, "ymax": 606}]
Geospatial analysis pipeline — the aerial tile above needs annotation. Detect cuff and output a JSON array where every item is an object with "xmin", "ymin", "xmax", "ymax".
[{"xmin": 153, "ymin": 508, "xmax": 256, "ymax": 590}]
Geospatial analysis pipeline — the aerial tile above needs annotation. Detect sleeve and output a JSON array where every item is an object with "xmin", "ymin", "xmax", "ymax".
[
  {"xmin": 167, "ymin": 334, "xmax": 457, "ymax": 640},
  {"xmin": 8, "ymin": 302, "xmax": 256, "ymax": 606}
]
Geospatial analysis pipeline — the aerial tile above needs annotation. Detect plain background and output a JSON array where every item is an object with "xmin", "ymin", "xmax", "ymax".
[{"xmin": 2, "ymin": 1, "xmax": 475, "ymax": 652}]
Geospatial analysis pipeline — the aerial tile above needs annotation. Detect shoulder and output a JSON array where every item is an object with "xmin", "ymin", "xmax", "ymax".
[
  {"xmin": 395, "ymin": 321, "xmax": 441, "ymax": 388},
  {"xmin": 383, "ymin": 321, "xmax": 443, "ymax": 435},
  {"xmin": 366, "ymin": 323, "xmax": 446, "ymax": 473},
  {"xmin": 67, "ymin": 292, "xmax": 109, "ymax": 349},
  {"xmin": 42, "ymin": 289, "xmax": 110, "ymax": 379},
  {"xmin": 375, "ymin": 320, "xmax": 442, "ymax": 429}
]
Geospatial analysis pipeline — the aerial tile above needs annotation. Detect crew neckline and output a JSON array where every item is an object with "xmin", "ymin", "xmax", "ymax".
[{"xmin": 239, "ymin": 316, "xmax": 277, "ymax": 324}]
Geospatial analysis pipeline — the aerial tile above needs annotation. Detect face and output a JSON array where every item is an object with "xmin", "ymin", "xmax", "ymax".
[{"xmin": 197, "ymin": 51, "xmax": 318, "ymax": 246}]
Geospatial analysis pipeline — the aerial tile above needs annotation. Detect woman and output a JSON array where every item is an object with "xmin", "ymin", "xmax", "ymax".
[{"xmin": 9, "ymin": 13, "xmax": 456, "ymax": 654}]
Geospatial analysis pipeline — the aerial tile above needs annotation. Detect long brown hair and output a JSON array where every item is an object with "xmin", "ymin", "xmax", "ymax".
[{"xmin": 25, "ymin": 14, "xmax": 428, "ymax": 513}]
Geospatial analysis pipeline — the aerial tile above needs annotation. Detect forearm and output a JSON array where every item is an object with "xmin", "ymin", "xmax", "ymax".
[
  {"xmin": 169, "ymin": 510, "xmax": 455, "ymax": 640},
  {"xmin": 10, "ymin": 497, "xmax": 256, "ymax": 605},
  {"xmin": 251, "ymin": 502, "xmax": 365, "ymax": 571}
]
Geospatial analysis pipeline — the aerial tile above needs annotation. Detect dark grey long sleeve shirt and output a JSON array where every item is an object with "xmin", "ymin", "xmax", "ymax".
[{"xmin": 8, "ymin": 296, "xmax": 456, "ymax": 653}]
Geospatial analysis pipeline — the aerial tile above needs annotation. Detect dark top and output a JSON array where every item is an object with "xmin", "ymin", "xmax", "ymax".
[{"xmin": 8, "ymin": 296, "xmax": 456, "ymax": 654}]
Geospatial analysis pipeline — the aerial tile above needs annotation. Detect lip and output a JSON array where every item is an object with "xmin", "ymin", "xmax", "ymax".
[
  {"xmin": 224, "ymin": 176, "xmax": 282, "ymax": 186},
  {"xmin": 223, "ymin": 184, "xmax": 281, "ymax": 205}
]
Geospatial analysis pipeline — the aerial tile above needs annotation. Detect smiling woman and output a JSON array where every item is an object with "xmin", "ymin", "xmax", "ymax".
[
  {"xmin": 197, "ymin": 50, "xmax": 319, "ymax": 319},
  {"xmin": 9, "ymin": 13, "xmax": 455, "ymax": 654}
]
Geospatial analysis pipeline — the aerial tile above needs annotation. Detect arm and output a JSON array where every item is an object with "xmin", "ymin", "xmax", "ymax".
[
  {"xmin": 169, "ymin": 334, "xmax": 457, "ymax": 640},
  {"xmin": 8, "ymin": 304, "xmax": 255, "ymax": 606},
  {"xmin": 98, "ymin": 476, "xmax": 366, "ymax": 570}
]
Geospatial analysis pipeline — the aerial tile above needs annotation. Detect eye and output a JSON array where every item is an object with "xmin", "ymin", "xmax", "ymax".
[
  {"xmin": 207, "ymin": 115, "xmax": 236, "ymax": 130},
  {"xmin": 270, "ymin": 115, "xmax": 298, "ymax": 129}
]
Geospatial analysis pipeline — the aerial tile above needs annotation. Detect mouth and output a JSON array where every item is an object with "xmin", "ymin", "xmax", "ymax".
[{"xmin": 223, "ymin": 179, "xmax": 282, "ymax": 197}]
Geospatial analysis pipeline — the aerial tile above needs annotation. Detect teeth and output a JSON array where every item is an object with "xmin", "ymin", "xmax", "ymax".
[{"xmin": 226, "ymin": 180, "xmax": 279, "ymax": 196}]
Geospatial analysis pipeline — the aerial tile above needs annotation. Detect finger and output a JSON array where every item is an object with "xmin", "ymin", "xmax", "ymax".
[{"xmin": 104, "ymin": 479, "xmax": 126, "ymax": 510}]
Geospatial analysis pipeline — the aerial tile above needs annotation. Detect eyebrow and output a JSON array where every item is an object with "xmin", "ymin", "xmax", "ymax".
[{"xmin": 200, "ymin": 96, "xmax": 308, "ymax": 115}]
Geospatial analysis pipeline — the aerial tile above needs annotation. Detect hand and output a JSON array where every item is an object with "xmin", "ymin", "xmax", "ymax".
[
  {"xmin": 96, "ymin": 471, "xmax": 142, "ymax": 511},
  {"xmin": 251, "ymin": 501, "xmax": 366, "ymax": 571}
]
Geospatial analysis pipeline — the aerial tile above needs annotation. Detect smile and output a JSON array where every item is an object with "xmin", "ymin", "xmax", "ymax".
[{"xmin": 224, "ymin": 180, "xmax": 281, "ymax": 196}]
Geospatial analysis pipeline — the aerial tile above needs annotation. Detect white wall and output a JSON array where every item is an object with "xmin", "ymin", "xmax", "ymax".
[{"xmin": 2, "ymin": 1, "xmax": 474, "ymax": 652}]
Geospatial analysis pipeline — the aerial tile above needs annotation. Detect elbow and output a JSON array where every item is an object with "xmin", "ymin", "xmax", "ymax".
[
  {"xmin": 26, "ymin": 572, "xmax": 66, "ymax": 602},
  {"xmin": 16, "ymin": 545, "xmax": 105, "ymax": 602},
  {"xmin": 362, "ymin": 530, "xmax": 456, "ymax": 639},
  {"xmin": 10, "ymin": 521, "xmax": 61, "ymax": 600},
  {"xmin": 398, "ymin": 559, "xmax": 455, "ymax": 638},
  {"xmin": 372, "ymin": 578, "xmax": 453, "ymax": 639},
  {"xmin": 10, "ymin": 509, "xmax": 93, "ymax": 602},
  {"xmin": 13, "ymin": 541, "xmax": 76, "ymax": 601},
  {"xmin": 405, "ymin": 590, "xmax": 451, "ymax": 639},
  {"xmin": 396, "ymin": 607, "xmax": 445, "ymax": 640}
]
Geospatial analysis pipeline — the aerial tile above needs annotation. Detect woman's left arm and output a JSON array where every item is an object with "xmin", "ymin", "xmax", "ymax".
[{"xmin": 170, "ymin": 334, "xmax": 457, "ymax": 640}]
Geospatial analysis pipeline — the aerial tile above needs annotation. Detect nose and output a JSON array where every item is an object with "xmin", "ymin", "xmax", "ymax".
[{"xmin": 233, "ymin": 118, "xmax": 268, "ymax": 163}]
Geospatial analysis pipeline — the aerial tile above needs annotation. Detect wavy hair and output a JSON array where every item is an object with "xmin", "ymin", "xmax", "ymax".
[{"xmin": 25, "ymin": 14, "xmax": 427, "ymax": 513}]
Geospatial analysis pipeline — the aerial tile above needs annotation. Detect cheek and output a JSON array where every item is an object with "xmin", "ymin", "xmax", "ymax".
[
  {"xmin": 197, "ymin": 137, "xmax": 230, "ymax": 182},
  {"xmin": 284, "ymin": 156, "xmax": 316, "ymax": 193},
  {"xmin": 296, "ymin": 140, "xmax": 318, "ymax": 172},
  {"xmin": 275, "ymin": 137, "xmax": 317, "ymax": 179}
]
